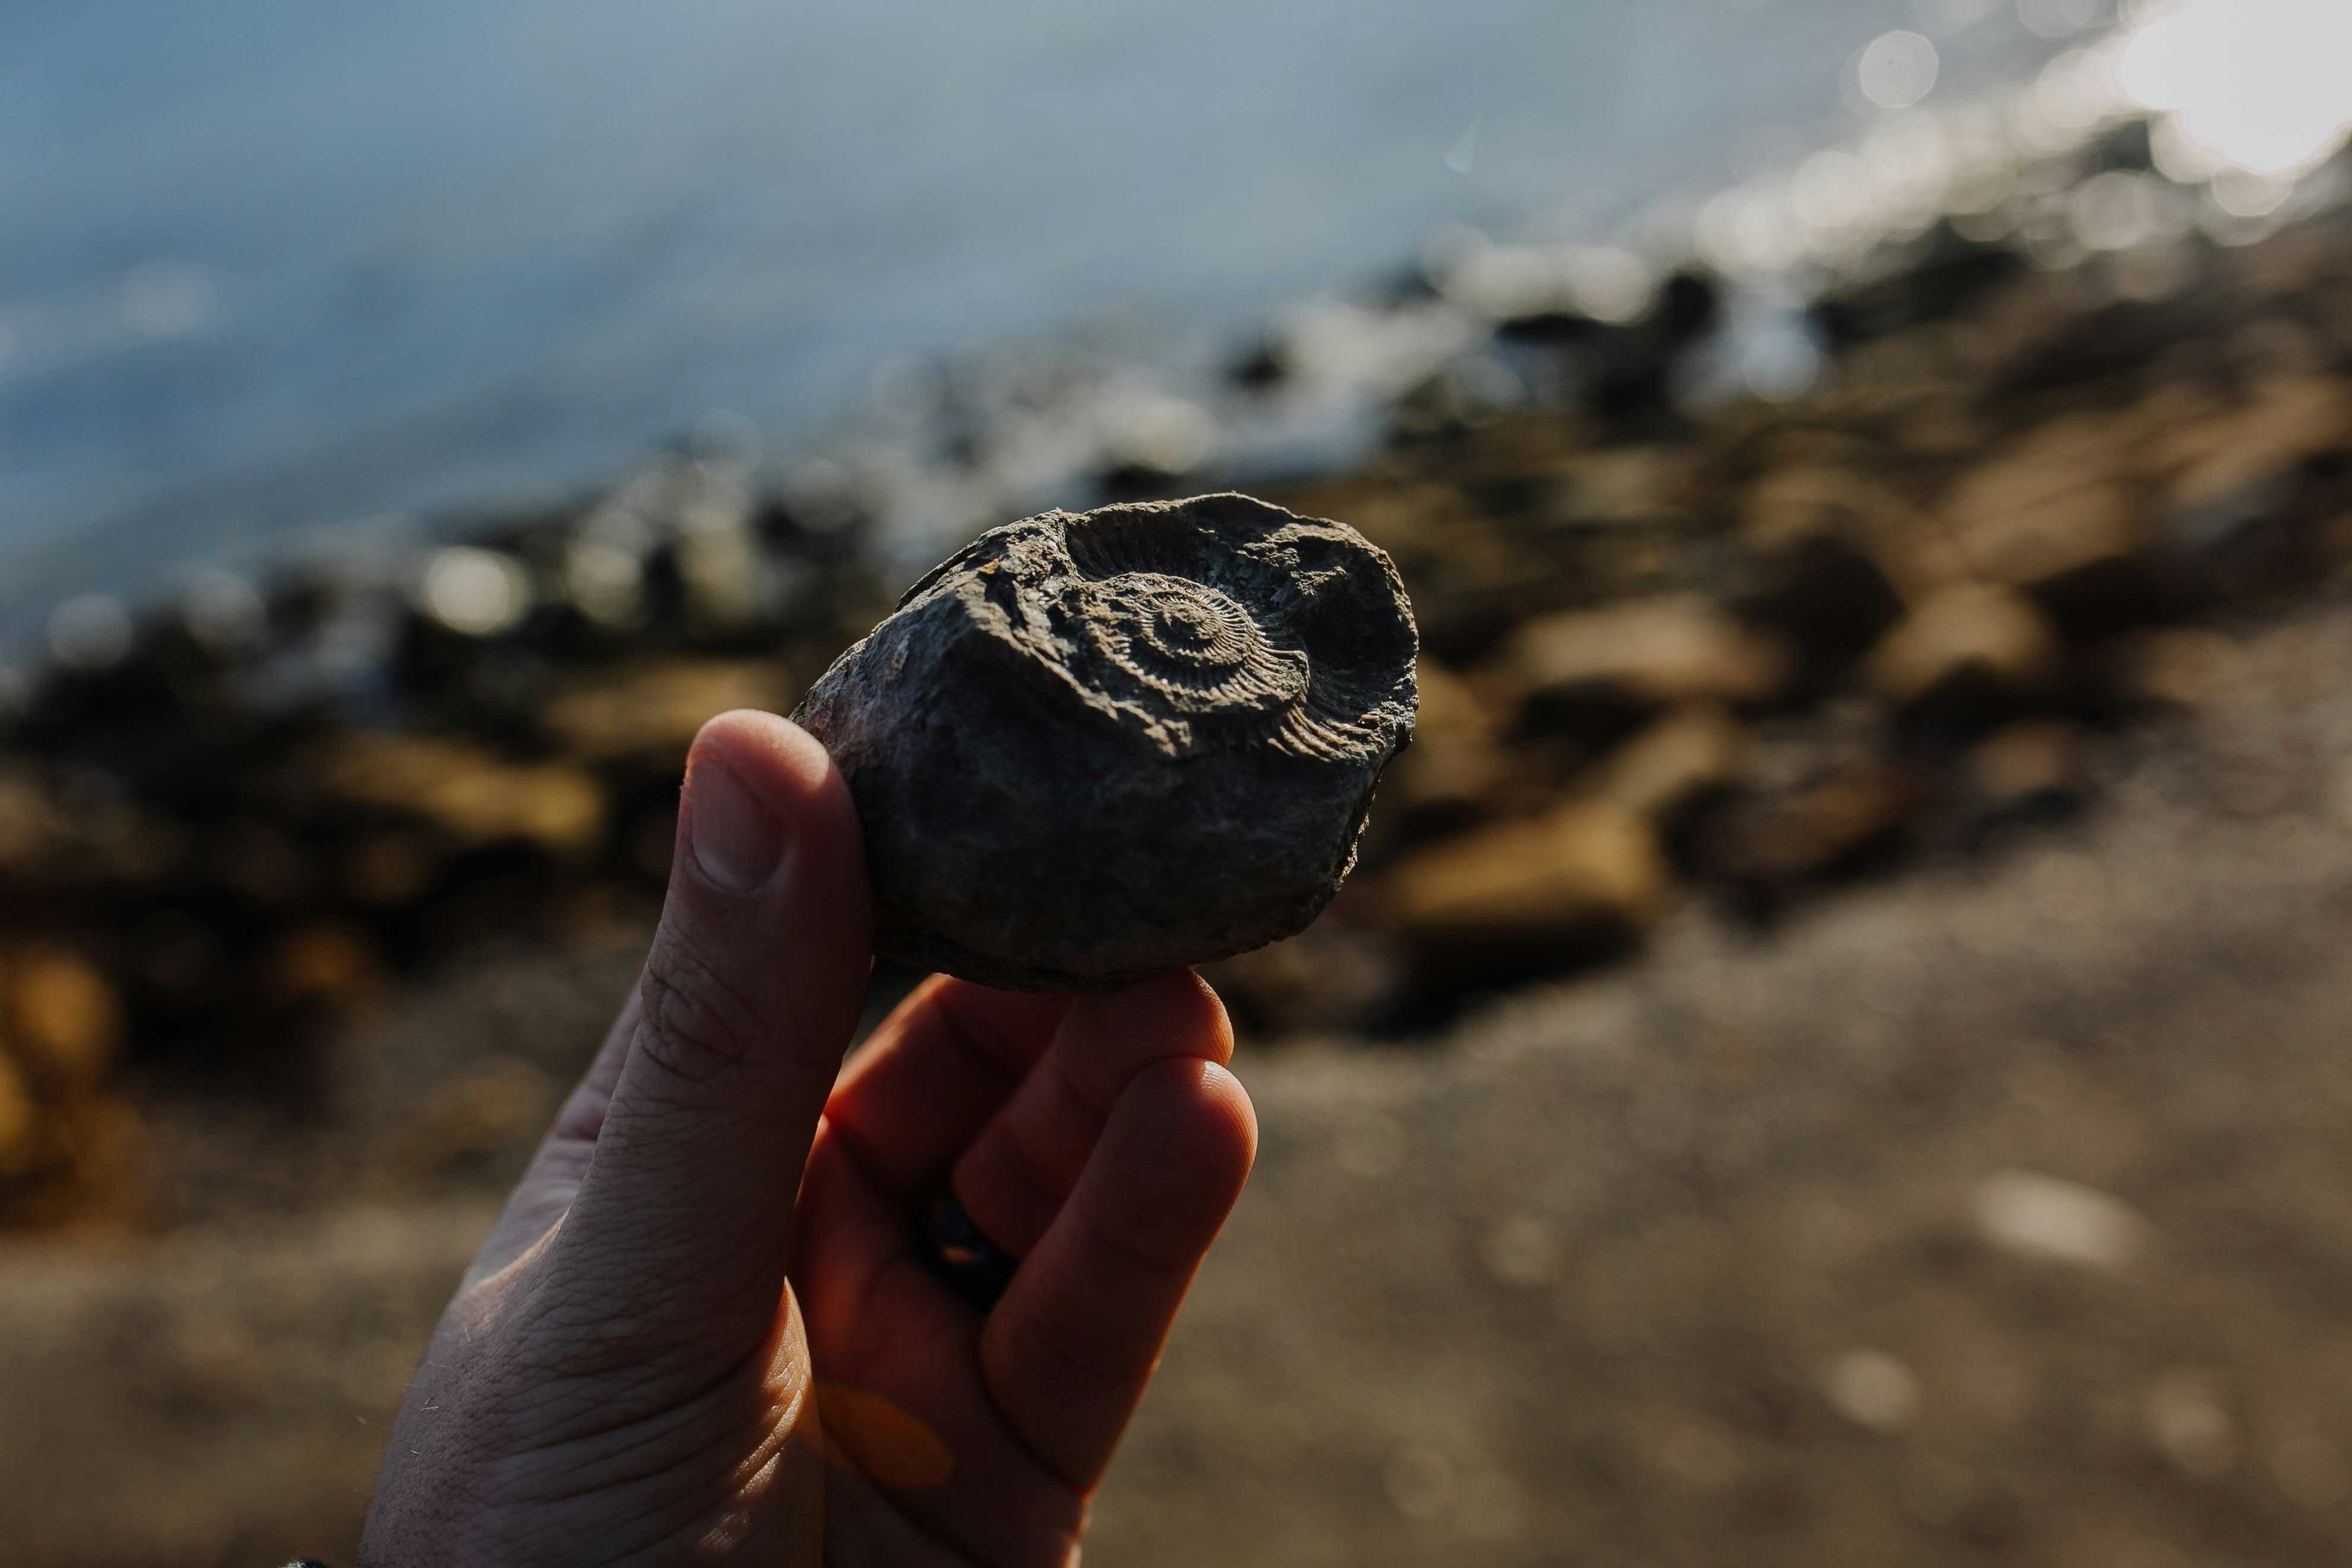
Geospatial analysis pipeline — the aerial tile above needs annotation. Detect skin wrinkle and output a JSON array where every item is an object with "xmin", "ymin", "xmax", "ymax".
[
  {"xmin": 488, "ymin": 1304, "xmax": 816, "ymax": 1558},
  {"xmin": 633, "ymin": 933, "xmax": 781, "ymax": 1087}
]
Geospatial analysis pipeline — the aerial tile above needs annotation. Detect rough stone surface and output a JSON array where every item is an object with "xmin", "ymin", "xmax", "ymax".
[{"xmin": 793, "ymin": 493, "xmax": 1419, "ymax": 991}]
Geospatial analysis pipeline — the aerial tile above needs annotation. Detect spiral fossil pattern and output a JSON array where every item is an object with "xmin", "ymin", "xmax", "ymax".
[
  {"xmin": 793, "ymin": 492, "xmax": 1418, "ymax": 991},
  {"xmin": 1078, "ymin": 573, "xmax": 1310, "ymax": 718}
]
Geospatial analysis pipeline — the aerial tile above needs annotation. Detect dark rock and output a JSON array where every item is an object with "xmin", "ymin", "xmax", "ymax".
[{"xmin": 793, "ymin": 494, "xmax": 1419, "ymax": 991}]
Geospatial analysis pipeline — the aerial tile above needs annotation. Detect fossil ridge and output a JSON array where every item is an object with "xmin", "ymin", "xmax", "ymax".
[{"xmin": 793, "ymin": 492, "xmax": 1418, "ymax": 991}]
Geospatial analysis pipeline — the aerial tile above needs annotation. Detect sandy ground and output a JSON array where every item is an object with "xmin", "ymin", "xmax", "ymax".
[{"xmin": 11, "ymin": 600, "xmax": 2352, "ymax": 1566}]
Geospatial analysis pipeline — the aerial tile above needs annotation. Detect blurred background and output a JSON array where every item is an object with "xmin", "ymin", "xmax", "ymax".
[{"xmin": 7, "ymin": 0, "xmax": 2352, "ymax": 1562}]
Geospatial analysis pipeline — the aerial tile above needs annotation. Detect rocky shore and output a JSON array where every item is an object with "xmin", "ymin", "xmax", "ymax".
[
  {"xmin": 5, "ymin": 119, "xmax": 2350, "ymax": 1233},
  {"xmin": 1, "ymin": 83, "xmax": 2351, "ymax": 1558}
]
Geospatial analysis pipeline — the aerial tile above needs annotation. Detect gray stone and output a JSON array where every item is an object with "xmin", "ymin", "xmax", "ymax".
[{"xmin": 793, "ymin": 493, "xmax": 1418, "ymax": 991}]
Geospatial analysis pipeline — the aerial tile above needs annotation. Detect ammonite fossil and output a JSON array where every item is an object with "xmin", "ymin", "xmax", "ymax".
[{"xmin": 792, "ymin": 492, "xmax": 1419, "ymax": 991}]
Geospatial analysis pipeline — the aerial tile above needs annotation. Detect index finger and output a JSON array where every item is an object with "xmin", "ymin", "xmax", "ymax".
[{"xmin": 824, "ymin": 976, "xmax": 1074, "ymax": 1197}]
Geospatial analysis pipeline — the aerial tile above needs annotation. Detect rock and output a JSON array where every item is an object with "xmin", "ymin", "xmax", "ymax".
[
  {"xmin": 317, "ymin": 735, "xmax": 606, "ymax": 860},
  {"xmin": 543, "ymin": 657, "xmax": 796, "ymax": 763},
  {"xmin": 1537, "ymin": 447, "xmax": 1689, "ymax": 532},
  {"xmin": 1732, "ymin": 532, "xmax": 1907, "ymax": 682},
  {"xmin": 1385, "ymin": 799, "xmax": 1666, "ymax": 980},
  {"xmin": 0, "ymin": 1055, "xmax": 37, "ymax": 1178},
  {"xmin": 1740, "ymin": 464, "xmax": 1919, "ymax": 557},
  {"xmin": 2159, "ymin": 375, "xmax": 2352, "ymax": 574},
  {"xmin": 1506, "ymin": 598, "xmax": 1791, "ymax": 708},
  {"xmin": 2103, "ymin": 627, "xmax": 2247, "ymax": 708},
  {"xmin": 1865, "ymin": 583, "xmax": 2061, "ymax": 711},
  {"xmin": 1578, "ymin": 701, "xmax": 1746, "ymax": 823},
  {"xmin": 1823, "ymin": 1349, "xmax": 1922, "ymax": 1434},
  {"xmin": 265, "ymin": 925, "xmax": 386, "ymax": 1014},
  {"xmin": 1966, "ymin": 720, "xmax": 2082, "ymax": 805},
  {"xmin": 4, "ymin": 950, "xmax": 122, "ymax": 1093},
  {"xmin": 1696, "ymin": 757, "xmax": 1922, "ymax": 889},
  {"xmin": 794, "ymin": 494, "xmax": 1418, "ymax": 991},
  {"xmin": 0, "ymin": 766, "xmax": 64, "ymax": 874},
  {"xmin": 1375, "ymin": 659, "xmax": 1513, "ymax": 839},
  {"xmin": 1970, "ymin": 1169, "xmax": 2147, "ymax": 1271},
  {"xmin": 2158, "ymin": 375, "xmax": 2352, "ymax": 507},
  {"xmin": 1910, "ymin": 415, "xmax": 2144, "ymax": 592}
]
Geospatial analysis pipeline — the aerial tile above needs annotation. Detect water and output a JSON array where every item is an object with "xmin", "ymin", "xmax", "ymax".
[{"xmin": 0, "ymin": 0, "xmax": 2060, "ymax": 647}]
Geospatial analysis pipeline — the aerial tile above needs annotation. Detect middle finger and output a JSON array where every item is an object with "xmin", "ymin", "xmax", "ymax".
[{"xmin": 950, "ymin": 969, "xmax": 1232, "ymax": 1257}]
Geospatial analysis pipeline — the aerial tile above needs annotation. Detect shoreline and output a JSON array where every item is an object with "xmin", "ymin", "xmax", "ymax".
[{"xmin": 1, "ymin": 106, "xmax": 2349, "ymax": 1225}]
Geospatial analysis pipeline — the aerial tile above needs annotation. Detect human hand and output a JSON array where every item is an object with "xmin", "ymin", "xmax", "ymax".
[{"xmin": 360, "ymin": 710, "xmax": 1257, "ymax": 1566}]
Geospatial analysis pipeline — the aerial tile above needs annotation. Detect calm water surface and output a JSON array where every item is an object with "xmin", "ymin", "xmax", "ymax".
[{"xmin": 0, "ymin": 0, "xmax": 2056, "ymax": 644}]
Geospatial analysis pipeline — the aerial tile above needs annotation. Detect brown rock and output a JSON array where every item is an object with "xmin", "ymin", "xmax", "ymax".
[
  {"xmin": 1377, "ymin": 659, "xmax": 1513, "ymax": 830},
  {"xmin": 1697, "ymin": 757, "xmax": 1922, "ymax": 888},
  {"xmin": 1967, "ymin": 720, "xmax": 2083, "ymax": 804},
  {"xmin": 543, "ymin": 657, "xmax": 796, "ymax": 764},
  {"xmin": 5, "ymin": 951, "xmax": 122, "ymax": 1093},
  {"xmin": 1578, "ymin": 701, "xmax": 1746, "ymax": 822},
  {"xmin": 1866, "ymin": 583, "xmax": 2061, "ymax": 710},
  {"xmin": 2158, "ymin": 375, "xmax": 2352, "ymax": 504},
  {"xmin": 317, "ymin": 735, "xmax": 606, "ymax": 859},
  {"xmin": 1538, "ymin": 447, "xmax": 1690, "ymax": 531},
  {"xmin": 0, "ymin": 1055, "xmax": 37, "ymax": 1179},
  {"xmin": 0, "ymin": 766, "xmax": 64, "ymax": 874},
  {"xmin": 2103, "ymin": 627, "xmax": 2247, "ymax": 709},
  {"xmin": 1741, "ymin": 465, "xmax": 1919, "ymax": 557},
  {"xmin": 1386, "ymin": 799, "xmax": 1667, "ymax": 978},
  {"xmin": 1507, "ymin": 598, "xmax": 1791, "ymax": 708},
  {"xmin": 266, "ymin": 925, "xmax": 386, "ymax": 1014},
  {"xmin": 1911, "ymin": 414, "xmax": 2145, "ymax": 592}
]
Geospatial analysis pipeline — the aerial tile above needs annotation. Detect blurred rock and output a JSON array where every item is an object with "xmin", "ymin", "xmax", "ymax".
[
  {"xmin": 542, "ymin": 657, "xmax": 795, "ymax": 764},
  {"xmin": 0, "ymin": 1055, "xmax": 37, "ymax": 1178},
  {"xmin": 1537, "ymin": 447, "xmax": 1689, "ymax": 531},
  {"xmin": 1911, "ymin": 415, "xmax": 2144, "ymax": 593},
  {"xmin": 2159, "ymin": 375, "xmax": 2352, "ymax": 508},
  {"xmin": 2159, "ymin": 375, "xmax": 2352, "ymax": 576},
  {"xmin": 1386, "ymin": 799, "xmax": 1666, "ymax": 982},
  {"xmin": 1578, "ymin": 701, "xmax": 1745, "ymax": 823},
  {"xmin": 1507, "ymin": 598, "xmax": 1791, "ymax": 709},
  {"xmin": 317, "ymin": 735, "xmax": 606, "ymax": 859},
  {"xmin": 1732, "ymin": 532, "xmax": 1907, "ymax": 685},
  {"xmin": 2145, "ymin": 1371, "xmax": 2236, "ymax": 1479},
  {"xmin": 1696, "ymin": 756, "xmax": 1922, "ymax": 890},
  {"xmin": 1741, "ymin": 464, "xmax": 1918, "ymax": 557},
  {"xmin": 1823, "ymin": 1349, "xmax": 1921, "ymax": 1434},
  {"xmin": 265, "ymin": 925, "xmax": 385, "ymax": 1016},
  {"xmin": 0, "ymin": 766, "xmax": 64, "ymax": 872},
  {"xmin": 1965, "ymin": 720, "xmax": 2082, "ymax": 806},
  {"xmin": 1865, "ymin": 583, "xmax": 2060, "ymax": 713},
  {"xmin": 1970, "ymin": 1169, "xmax": 2147, "ymax": 1271},
  {"xmin": 5, "ymin": 949, "xmax": 123, "ymax": 1092},
  {"xmin": 1376, "ymin": 660, "xmax": 1513, "ymax": 841},
  {"xmin": 2103, "ymin": 627, "xmax": 2248, "ymax": 709}
]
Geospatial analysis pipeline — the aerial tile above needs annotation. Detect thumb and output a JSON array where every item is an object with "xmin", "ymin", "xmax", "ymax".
[{"xmin": 545, "ymin": 709, "xmax": 871, "ymax": 1365}]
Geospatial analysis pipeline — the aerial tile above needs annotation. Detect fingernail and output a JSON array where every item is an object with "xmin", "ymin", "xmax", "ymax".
[{"xmin": 689, "ymin": 757, "xmax": 783, "ymax": 892}]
